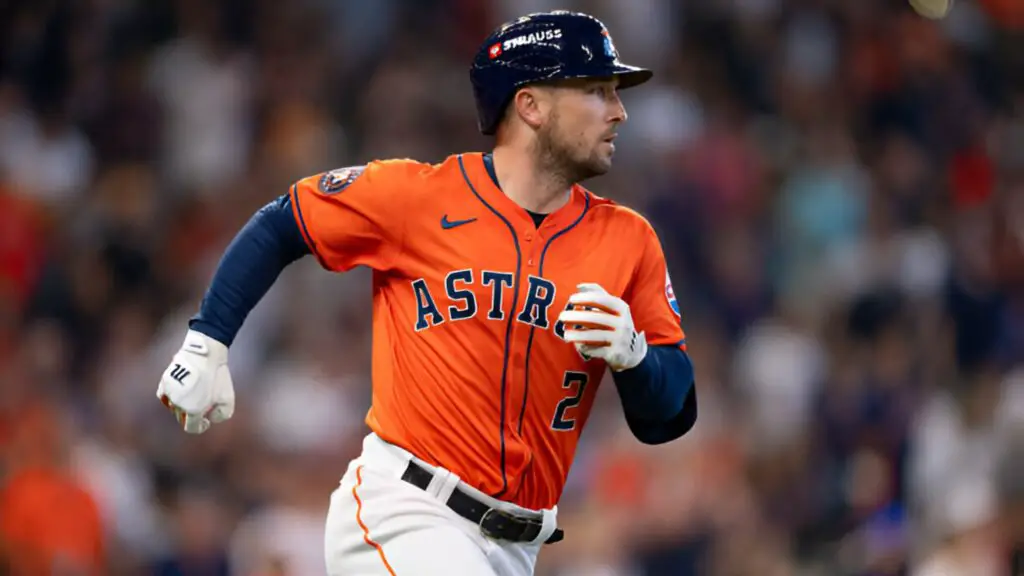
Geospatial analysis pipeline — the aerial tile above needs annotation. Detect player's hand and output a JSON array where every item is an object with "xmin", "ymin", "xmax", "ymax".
[
  {"xmin": 558, "ymin": 283, "xmax": 648, "ymax": 372},
  {"xmin": 156, "ymin": 329, "xmax": 235, "ymax": 434}
]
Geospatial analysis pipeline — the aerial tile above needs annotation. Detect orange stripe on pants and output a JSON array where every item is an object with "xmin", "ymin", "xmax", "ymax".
[{"xmin": 352, "ymin": 465, "xmax": 397, "ymax": 575}]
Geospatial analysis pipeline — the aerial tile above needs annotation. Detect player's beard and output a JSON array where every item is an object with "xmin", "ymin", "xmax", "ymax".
[{"xmin": 534, "ymin": 110, "xmax": 611, "ymax": 186}]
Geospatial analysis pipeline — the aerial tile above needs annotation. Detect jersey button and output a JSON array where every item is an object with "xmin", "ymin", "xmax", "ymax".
[
  {"xmin": 524, "ymin": 232, "xmax": 533, "ymax": 242},
  {"xmin": 527, "ymin": 258, "xmax": 535, "ymax": 266}
]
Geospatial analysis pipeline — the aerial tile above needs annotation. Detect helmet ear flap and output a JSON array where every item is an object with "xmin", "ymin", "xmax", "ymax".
[
  {"xmin": 470, "ymin": 71, "xmax": 509, "ymax": 135},
  {"xmin": 489, "ymin": 93, "xmax": 516, "ymax": 137}
]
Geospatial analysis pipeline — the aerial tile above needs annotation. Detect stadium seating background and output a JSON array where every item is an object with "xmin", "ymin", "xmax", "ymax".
[{"xmin": 0, "ymin": 0, "xmax": 1022, "ymax": 574}]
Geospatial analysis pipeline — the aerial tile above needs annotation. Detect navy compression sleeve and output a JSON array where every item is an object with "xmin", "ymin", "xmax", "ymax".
[
  {"xmin": 611, "ymin": 345, "xmax": 697, "ymax": 444},
  {"xmin": 188, "ymin": 194, "xmax": 311, "ymax": 346}
]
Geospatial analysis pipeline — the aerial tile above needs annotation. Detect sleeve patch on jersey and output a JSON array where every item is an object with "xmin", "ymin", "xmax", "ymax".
[
  {"xmin": 318, "ymin": 165, "xmax": 365, "ymax": 194},
  {"xmin": 665, "ymin": 269, "xmax": 681, "ymax": 318}
]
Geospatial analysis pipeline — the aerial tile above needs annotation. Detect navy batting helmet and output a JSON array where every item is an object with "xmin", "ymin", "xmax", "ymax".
[{"xmin": 470, "ymin": 11, "xmax": 653, "ymax": 136}]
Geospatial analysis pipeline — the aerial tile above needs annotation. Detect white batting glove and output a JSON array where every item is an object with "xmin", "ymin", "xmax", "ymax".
[
  {"xmin": 557, "ymin": 283, "xmax": 648, "ymax": 372},
  {"xmin": 156, "ymin": 329, "xmax": 235, "ymax": 434}
]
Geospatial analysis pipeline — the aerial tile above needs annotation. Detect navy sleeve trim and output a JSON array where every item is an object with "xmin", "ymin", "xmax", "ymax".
[
  {"xmin": 612, "ymin": 345, "xmax": 697, "ymax": 444},
  {"xmin": 188, "ymin": 193, "xmax": 311, "ymax": 346},
  {"xmin": 625, "ymin": 387, "xmax": 698, "ymax": 445}
]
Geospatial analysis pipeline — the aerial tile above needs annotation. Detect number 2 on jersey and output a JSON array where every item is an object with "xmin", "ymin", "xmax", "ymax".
[{"xmin": 551, "ymin": 371, "xmax": 589, "ymax": 431}]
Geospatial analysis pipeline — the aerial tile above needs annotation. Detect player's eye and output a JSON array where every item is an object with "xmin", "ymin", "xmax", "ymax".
[{"xmin": 590, "ymin": 84, "xmax": 619, "ymax": 101}]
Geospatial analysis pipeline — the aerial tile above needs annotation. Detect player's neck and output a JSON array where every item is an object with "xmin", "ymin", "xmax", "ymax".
[{"xmin": 490, "ymin": 146, "xmax": 572, "ymax": 215}]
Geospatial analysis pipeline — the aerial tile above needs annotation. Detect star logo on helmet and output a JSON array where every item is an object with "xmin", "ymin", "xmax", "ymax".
[
  {"xmin": 489, "ymin": 43, "xmax": 502, "ymax": 59},
  {"xmin": 601, "ymin": 28, "xmax": 618, "ymax": 58}
]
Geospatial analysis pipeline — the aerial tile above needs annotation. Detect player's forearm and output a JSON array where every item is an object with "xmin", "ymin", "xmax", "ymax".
[
  {"xmin": 612, "ymin": 345, "xmax": 694, "ymax": 422},
  {"xmin": 189, "ymin": 194, "xmax": 310, "ymax": 346}
]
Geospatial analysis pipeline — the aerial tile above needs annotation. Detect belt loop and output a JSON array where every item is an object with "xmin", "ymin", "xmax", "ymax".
[
  {"xmin": 530, "ymin": 508, "xmax": 558, "ymax": 545},
  {"xmin": 424, "ymin": 468, "xmax": 446, "ymax": 498},
  {"xmin": 435, "ymin": 468, "xmax": 462, "ymax": 503}
]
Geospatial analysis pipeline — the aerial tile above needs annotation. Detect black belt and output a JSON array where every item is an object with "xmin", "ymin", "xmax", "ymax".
[{"xmin": 401, "ymin": 461, "xmax": 564, "ymax": 545}]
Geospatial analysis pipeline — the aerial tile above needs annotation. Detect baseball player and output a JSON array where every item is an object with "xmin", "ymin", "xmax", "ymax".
[{"xmin": 156, "ymin": 11, "xmax": 697, "ymax": 576}]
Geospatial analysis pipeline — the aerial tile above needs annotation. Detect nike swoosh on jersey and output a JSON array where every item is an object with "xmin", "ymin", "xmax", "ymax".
[{"xmin": 441, "ymin": 215, "xmax": 477, "ymax": 229}]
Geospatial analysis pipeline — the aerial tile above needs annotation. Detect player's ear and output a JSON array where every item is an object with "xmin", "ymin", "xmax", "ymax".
[{"xmin": 512, "ymin": 86, "xmax": 550, "ymax": 130}]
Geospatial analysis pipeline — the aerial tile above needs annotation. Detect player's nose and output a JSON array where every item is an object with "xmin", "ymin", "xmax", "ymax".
[{"xmin": 608, "ymin": 92, "xmax": 627, "ymax": 124}]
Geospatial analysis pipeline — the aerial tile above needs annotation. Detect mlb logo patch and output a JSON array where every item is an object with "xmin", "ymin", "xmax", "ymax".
[
  {"xmin": 318, "ymin": 165, "xmax": 365, "ymax": 194},
  {"xmin": 488, "ymin": 43, "xmax": 502, "ymax": 59},
  {"xmin": 665, "ymin": 270, "xmax": 680, "ymax": 317}
]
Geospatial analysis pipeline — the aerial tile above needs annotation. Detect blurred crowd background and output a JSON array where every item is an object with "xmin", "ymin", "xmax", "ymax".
[{"xmin": 1, "ymin": 0, "xmax": 1023, "ymax": 575}]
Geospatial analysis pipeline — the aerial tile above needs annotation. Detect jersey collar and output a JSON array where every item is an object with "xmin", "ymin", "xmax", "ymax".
[{"xmin": 461, "ymin": 152, "xmax": 589, "ymax": 233}]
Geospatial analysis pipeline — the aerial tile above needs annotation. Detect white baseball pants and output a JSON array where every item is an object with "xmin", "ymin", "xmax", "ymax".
[{"xmin": 323, "ymin": 433, "xmax": 560, "ymax": 576}]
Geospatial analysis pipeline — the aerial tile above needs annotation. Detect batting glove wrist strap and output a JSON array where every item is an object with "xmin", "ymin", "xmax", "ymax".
[{"xmin": 157, "ymin": 329, "xmax": 236, "ymax": 434}]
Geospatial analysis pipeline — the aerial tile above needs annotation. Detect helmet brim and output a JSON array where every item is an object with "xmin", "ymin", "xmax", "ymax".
[
  {"xmin": 609, "ymin": 65, "xmax": 653, "ymax": 89},
  {"xmin": 537, "ymin": 65, "xmax": 653, "ymax": 90}
]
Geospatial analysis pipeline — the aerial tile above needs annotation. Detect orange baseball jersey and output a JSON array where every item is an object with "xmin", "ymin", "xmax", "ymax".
[{"xmin": 290, "ymin": 152, "xmax": 685, "ymax": 510}]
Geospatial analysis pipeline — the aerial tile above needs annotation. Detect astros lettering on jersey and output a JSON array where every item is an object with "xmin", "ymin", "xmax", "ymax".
[{"xmin": 290, "ymin": 152, "xmax": 686, "ymax": 511}]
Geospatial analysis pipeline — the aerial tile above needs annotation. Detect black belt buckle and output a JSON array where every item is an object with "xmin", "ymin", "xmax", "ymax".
[
  {"xmin": 479, "ymin": 508, "xmax": 542, "ymax": 542},
  {"xmin": 478, "ymin": 508, "xmax": 509, "ymax": 540}
]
